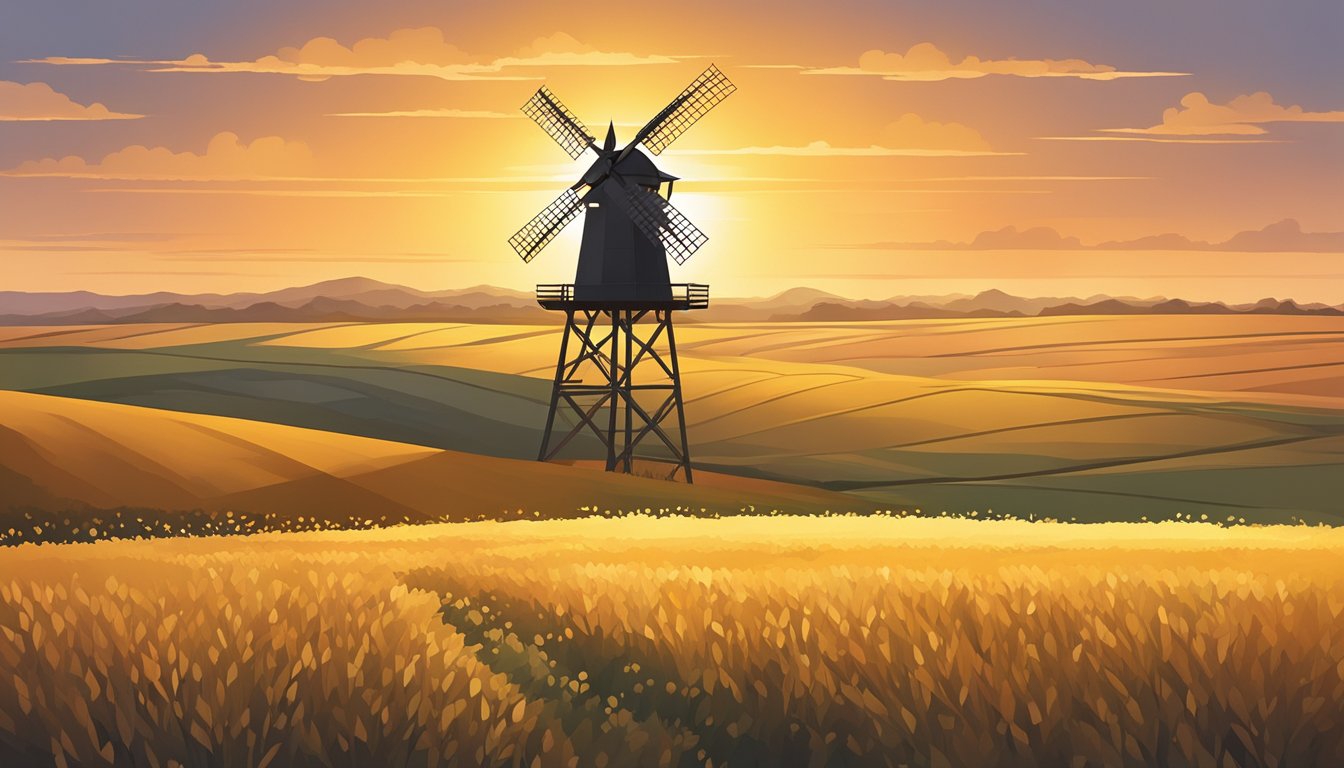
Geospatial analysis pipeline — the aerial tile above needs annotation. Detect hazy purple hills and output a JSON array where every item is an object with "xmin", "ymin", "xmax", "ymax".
[
  {"xmin": 0, "ymin": 280, "xmax": 1339, "ymax": 325},
  {"xmin": 858, "ymin": 218, "xmax": 1344, "ymax": 254},
  {"xmin": 0, "ymin": 277, "xmax": 548, "ymax": 325},
  {"xmin": 724, "ymin": 288, "xmax": 1342, "ymax": 321},
  {"xmin": 0, "ymin": 277, "xmax": 533, "ymax": 314}
]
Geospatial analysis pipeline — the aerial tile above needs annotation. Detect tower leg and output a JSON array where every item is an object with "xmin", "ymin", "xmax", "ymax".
[
  {"xmin": 664, "ymin": 310, "xmax": 693, "ymax": 483},
  {"xmin": 605, "ymin": 311, "xmax": 620, "ymax": 472},
  {"xmin": 623, "ymin": 310, "xmax": 634, "ymax": 474},
  {"xmin": 538, "ymin": 309, "xmax": 573, "ymax": 461}
]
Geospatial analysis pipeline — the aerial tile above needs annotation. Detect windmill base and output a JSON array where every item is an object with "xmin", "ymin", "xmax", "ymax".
[{"xmin": 538, "ymin": 308, "xmax": 693, "ymax": 483}]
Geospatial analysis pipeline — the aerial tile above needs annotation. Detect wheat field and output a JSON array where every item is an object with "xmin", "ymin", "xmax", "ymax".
[{"xmin": 1, "ymin": 517, "xmax": 1342, "ymax": 767}]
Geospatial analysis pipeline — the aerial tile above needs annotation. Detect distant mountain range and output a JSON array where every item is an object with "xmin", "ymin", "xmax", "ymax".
[
  {"xmin": 857, "ymin": 218, "xmax": 1344, "ymax": 254},
  {"xmin": 760, "ymin": 291, "xmax": 1343, "ymax": 322},
  {"xmin": 717, "ymin": 288, "xmax": 1342, "ymax": 321},
  {"xmin": 0, "ymin": 277, "xmax": 549, "ymax": 325},
  {"xmin": 0, "ymin": 279, "xmax": 1339, "ymax": 325}
]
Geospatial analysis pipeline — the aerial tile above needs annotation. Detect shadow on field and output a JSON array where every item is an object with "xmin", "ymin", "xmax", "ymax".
[{"xmin": 406, "ymin": 574, "xmax": 809, "ymax": 768}]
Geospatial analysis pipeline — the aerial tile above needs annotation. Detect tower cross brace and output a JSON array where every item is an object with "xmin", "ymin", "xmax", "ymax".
[{"xmin": 538, "ymin": 307, "xmax": 693, "ymax": 482}]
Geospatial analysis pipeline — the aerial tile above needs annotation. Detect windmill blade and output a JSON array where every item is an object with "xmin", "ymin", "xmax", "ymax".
[
  {"xmin": 521, "ymin": 87, "xmax": 598, "ymax": 160},
  {"xmin": 631, "ymin": 65, "xmax": 736, "ymax": 156},
  {"xmin": 508, "ymin": 188, "xmax": 585, "ymax": 263},
  {"xmin": 606, "ymin": 180, "xmax": 708, "ymax": 265}
]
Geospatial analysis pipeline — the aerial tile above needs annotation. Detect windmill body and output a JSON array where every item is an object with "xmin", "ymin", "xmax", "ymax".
[
  {"xmin": 574, "ymin": 137, "xmax": 676, "ymax": 303},
  {"xmin": 507, "ymin": 66, "xmax": 735, "ymax": 481}
]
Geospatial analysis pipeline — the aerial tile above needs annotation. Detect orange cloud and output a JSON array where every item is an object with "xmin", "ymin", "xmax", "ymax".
[
  {"xmin": 856, "ymin": 219, "xmax": 1344, "ymax": 253},
  {"xmin": 861, "ymin": 225, "xmax": 1082, "ymax": 249},
  {"xmin": 495, "ymin": 31, "xmax": 678, "ymax": 67},
  {"xmin": 1211, "ymin": 218, "xmax": 1344, "ymax": 252},
  {"xmin": 4, "ymin": 131, "xmax": 313, "ymax": 180},
  {"xmin": 1102, "ymin": 91, "xmax": 1344, "ymax": 136},
  {"xmin": 803, "ymin": 43, "xmax": 1187, "ymax": 82},
  {"xmin": 1037, "ymin": 136, "xmax": 1273, "ymax": 144},
  {"xmin": 672, "ymin": 113, "xmax": 1016, "ymax": 157},
  {"xmin": 880, "ymin": 113, "xmax": 992, "ymax": 151},
  {"xmin": 328, "ymin": 108, "xmax": 516, "ymax": 119},
  {"xmin": 27, "ymin": 28, "xmax": 678, "ymax": 82},
  {"xmin": 970, "ymin": 226, "xmax": 1083, "ymax": 249},
  {"xmin": 0, "ymin": 80, "xmax": 142, "ymax": 121}
]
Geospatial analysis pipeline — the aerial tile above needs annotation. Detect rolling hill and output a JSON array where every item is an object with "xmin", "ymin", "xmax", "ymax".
[
  {"xmin": 0, "ymin": 390, "xmax": 864, "ymax": 522},
  {"xmin": 2, "ymin": 316, "xmax": 1341, "ymax": 523}
]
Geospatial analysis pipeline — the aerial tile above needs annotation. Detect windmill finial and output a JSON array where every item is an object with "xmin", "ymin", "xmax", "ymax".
[{"xmin": 603, "ymin": 122, "xmax": 616, "ymax": 152}]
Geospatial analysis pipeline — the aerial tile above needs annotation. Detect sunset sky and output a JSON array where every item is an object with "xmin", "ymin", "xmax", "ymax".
[{"xmin": 1, "ymin": 0, "xmax": 1341, "ymax": 302}]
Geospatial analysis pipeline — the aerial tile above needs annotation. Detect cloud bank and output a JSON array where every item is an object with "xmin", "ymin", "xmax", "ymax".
[
  {"xmin": 0, "ymin": 80, "xmax": 142, "ymax": 121},
  {"xmin": 4, "ymin": 131, "xmax": 314, "ymax": 180},
  {"xmin": 27, "ymin": 29, "xmax": 678, "ymax": 82},
  {"xmin": 801, "ymin": 43, "xmax": 1187, "ymax": 82},
  {"xmin": 328, "ymin": 108, "xmax": 516, "ymax": 119},
  {"xmin": 1102, "ymin": 91, "xmax": 1344, "ymax": 136},
  {"xmin": 857, "ymin": 219, "xmax": 1344, "ymax": 253},
  {"xmin": 670, "ymin": 114, "xmax": 1018, "ymax": 157}
]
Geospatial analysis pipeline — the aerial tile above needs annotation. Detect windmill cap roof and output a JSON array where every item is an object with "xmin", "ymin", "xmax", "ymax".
[{"xmin": 615, "ymin": 146, "xmax": 678, "ymax": 184}]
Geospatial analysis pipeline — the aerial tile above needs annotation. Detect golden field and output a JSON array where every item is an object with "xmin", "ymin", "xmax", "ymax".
[
  {"xmin": 2, "ymin": 517, "xmax": 1342, "ymax": 767},
  {"xmin": 0, "ymin": 389, "xmax": 856, "ymax": 541},
  {"xmin": 2, "ymin": 315, "xmax": 1340, "ymax": 522}
]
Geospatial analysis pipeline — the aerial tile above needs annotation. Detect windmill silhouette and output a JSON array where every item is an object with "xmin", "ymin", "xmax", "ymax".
[{"xmin": 509, "ymin": 65, "xmax": 735, "ymax": 481}]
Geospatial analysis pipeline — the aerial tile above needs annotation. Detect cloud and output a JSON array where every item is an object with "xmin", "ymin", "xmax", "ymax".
[
  {"xmin": 159, "ymin": 249, "xmax": 469, "ymax": 263},
  {"xmin": 0, "ymin": 236, "xmax": 467, "ymax": 263},
  {"xmin": 328, "ymin": 108, "xmax": 516, "ymax": 118},
  {"xmin": 849, "ymin": 219, "xmax": 1344, "ymax": 252},
  {"xmin": 85, "ymin": 188, "xmax": 495, "ymax": 198},
  {"xmin": 72, "ymin": 270, "xmax": 269, "ymax": 277},
  {"xmin": 1037, "ymin": 136, "xmax": 1275, "ymax": 144},
  {"xmin": 4, "ymin": 131, "xmax": 313, "ymax": 180},
  {"xmin": 493, "ymin": 31, "xmax": 678, "ymax": 68},
  {"xmin": 918, "ymin": 176, "xmax": 1151, "ymax": 181},
  {"xmin": 0, "ymin": 231, "xmax": 181, "ymax": 243},
  {"xmin": 26, "ymin": 28, "xmax": 677, "ymax": 82},
  {"xmin": 1100, "ymin": 91, "xmax": 1344, "ymax": 136},
  {"xmin": 800, "ymin": 43, "xmax": 1187, "ymax": 82},
  {"xmin": 1208, "ymin": 218, "xmax": 1344, "ymax": 252},
  {"xmin": 669, "ymin": 141, "xmax": 1014, "ymax": 158},
  {"xmin": 861, "ymin": 225, "xmax": 1082, "ymax": 250},
  {"xmin": 0, "ymin": 80, "xmax": 142, "ymax": 121},
  {"xmin": 972, "ymin": 226, "xmax": 1083, "ymax": 249},
  {"xmin": 881, "ymin": 113, "xmax": 994, "ymax": 151},
  {"xmin": 670, "ymin": 114, "xmax": 1018, "ymax": 157},
  {"xmin": 1095, "ymin": 232, "xmax": 1201, "ymax": 250}
]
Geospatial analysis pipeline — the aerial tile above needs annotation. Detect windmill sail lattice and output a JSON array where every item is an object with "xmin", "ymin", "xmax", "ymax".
[
  {"xmin": 508, "ymin": 188, "xmax": 584, "ymax": 263},
  {"xmin": 521, "ymin": 87, "xmax": 596, "ymax": 160},
  {"xmin": 607, "ymin": 180, "xmax": 708, "ymax": 266},
  {"xmin": 635, "ymin": 65, "xmax": 737, "ymax": 155}
]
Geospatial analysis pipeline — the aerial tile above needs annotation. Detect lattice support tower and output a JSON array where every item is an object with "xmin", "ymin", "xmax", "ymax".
[{"xmin": 538, "ymin": 308, "xmax": 693, "ymax": 482}]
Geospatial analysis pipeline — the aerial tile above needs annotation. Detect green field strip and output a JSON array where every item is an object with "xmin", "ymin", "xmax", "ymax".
[
  {"xmin": 924, "ymin": 329, "xmax": 1344, "ymax": 358},
  {"xmin": 816, "ymin": 433, "xmax": 1342, "ymax": 491}
]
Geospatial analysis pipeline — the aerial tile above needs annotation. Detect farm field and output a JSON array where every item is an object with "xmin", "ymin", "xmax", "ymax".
[
  {"xmin": 0, "ymin": 389, "xmax": 856, "ymax": 544},
  {"xmin": 1, "ymin": 315, "xmax": 1341, "ymax": 523},
  {"xmin": 1, "ymin": 516, "xmax": 1341, "ymax": 766}
]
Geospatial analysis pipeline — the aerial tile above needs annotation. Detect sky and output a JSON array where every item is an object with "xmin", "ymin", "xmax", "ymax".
[{"xmin": 1, "ymin": 0, "xmax": 1341, "ymax": 303}]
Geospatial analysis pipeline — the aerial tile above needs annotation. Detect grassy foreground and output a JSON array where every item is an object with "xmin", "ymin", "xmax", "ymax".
[{"xmin": 1, "ymin": 517, "xmax": 1341, "ymax": 767}]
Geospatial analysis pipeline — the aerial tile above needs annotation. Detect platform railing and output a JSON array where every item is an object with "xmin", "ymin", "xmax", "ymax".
[
  {"xmin": 535, "ymin": 284, "xmax": 573, "ymax": 303},
  {"xmin": 685, "ymin": 284, "xmax": 709, "ymax": 310},
  {"xmin": 536, "ymin": 283, "xmax": 710, "ymax": 310}
]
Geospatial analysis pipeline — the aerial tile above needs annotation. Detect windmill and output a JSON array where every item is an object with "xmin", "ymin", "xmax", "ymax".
[{"xmin": 509, "ymin": 65, "xmax": 736, "ymax": 482}]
